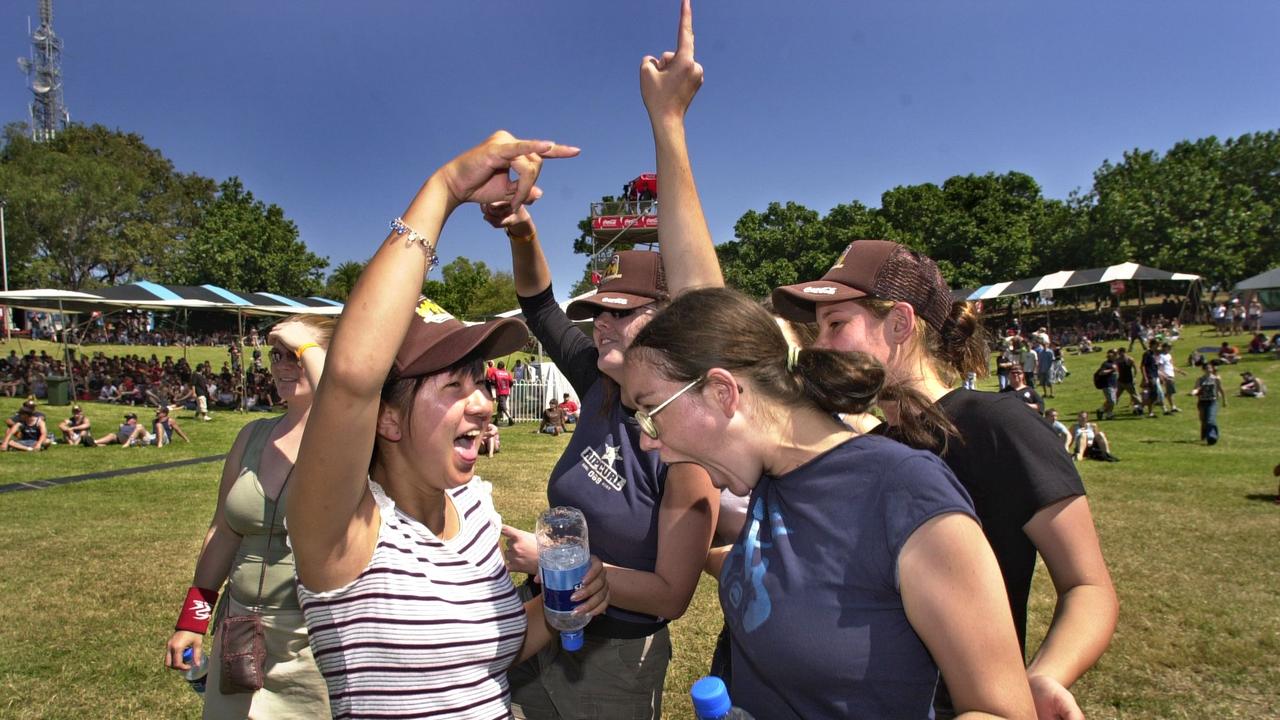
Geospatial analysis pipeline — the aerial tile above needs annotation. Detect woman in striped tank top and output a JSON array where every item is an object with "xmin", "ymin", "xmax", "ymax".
[{"xmin": 287, "ymin": 132, "xmax": 609, "ymax": 720}]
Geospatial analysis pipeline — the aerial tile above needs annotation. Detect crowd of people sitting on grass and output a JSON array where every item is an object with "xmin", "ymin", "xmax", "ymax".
[
  {"xmin": 3, "ymin": 397, "xmax": 191, "ymax": 451},
  {"xmin": 1, "ymin": 348, "xmax": 281, "ymax": 412}
]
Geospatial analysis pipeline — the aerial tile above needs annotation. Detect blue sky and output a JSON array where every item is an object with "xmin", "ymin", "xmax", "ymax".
[{"xmin": 3, "ymin": 1, "xmax": 1278, "ymax": 298}]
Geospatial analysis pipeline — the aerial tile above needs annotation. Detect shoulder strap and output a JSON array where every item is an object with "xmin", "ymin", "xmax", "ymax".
[{"xmin": 253, "ymin": 465, "xmax": 293, "ymax": 610}]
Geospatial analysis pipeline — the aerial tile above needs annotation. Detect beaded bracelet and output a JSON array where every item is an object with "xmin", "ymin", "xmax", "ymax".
[{"xmin": 391, "ymin": 217, "xmax": 440, "ymax": 273}]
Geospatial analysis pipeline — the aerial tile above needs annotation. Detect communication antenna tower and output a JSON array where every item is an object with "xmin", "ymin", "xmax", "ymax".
[{"xmin": 16, "ymin": 0, "xmax": 70, "ymax": 142}]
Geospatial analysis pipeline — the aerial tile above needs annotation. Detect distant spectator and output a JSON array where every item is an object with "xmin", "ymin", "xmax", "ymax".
[
  {"xmin": 95, "ymin": 412, "xmax": 146, "ymax": 448},
  {"xmin": 1078, "ymin": 336, "xmax": 1094, "ymax": 354},
  {"xmin": 1247, "ymin": 297, "xmax": 1264, "ymax": 333},
  {"xmin": 1239, "ymin": 372, "xmax": 1266, "ymax": 398},
  {"xmin": 58, "ymin": 405, "xmax": 92, "ymax": 446},
  {"xmin": 6, "ymin": 399, "xmax": 44, "ymax": 430},
  {"xmin": 479, "ymin": 422, "xmax": 501, "ymax": 457},
  {"xmin": 484, "ymin": 360, "xmax": 497, "ymax": 400},
  {"xmin": 1157, "ymin": 342, "xmax": 1184, "ymax": 415},
  {"xmin": 1019, "ymin": 339, "xmax": 1038, "ymax": 383},
  {"xmin": 98, "ymin": 380, "xmax": 121, "ymax": 403},
  {"xmin": 512, "ymin": 358, "xmax": 526, "ymax": 382},
  {"xmin": 526, "ymin": 355, "xmax": 541, "ymax": 382},
  {"xmin": 1216, "ymin": 342, "xmax": 1239, "ymax": 366},
  {"xmin": 1070, "ymin": 411, "xmax": 1118, "ymax": 462},
  {"xmin": 1230, "ymin": 299, "xmax": 1245, "ymax": 334},
  {"xmin": 191, "ymin": 365, "xmax": 212, "ymax": 421},
  {"xmin": 999, "ymin": 368, "xmax": 1044, "ymax": 415},
  {"xmin": 1190, "ymin": 362, "xmax": 1226, "ymax": 445},
  {"xmin": 538, "ymin": 399, "xmax": 566, "ymax": 436},
  {"xmin": 1248, "ymin": 333, "xmax": 1268, "ymax": 354},
  {"xmin": 1212, "ymin": 302, "xmax": 1229, "ymax": 336},
  {"xmin": 1139, "ymin": 340, "xmax": 1163, "ymax": 418},
  {"xmin": 3, "ymin": 403, "xmax": 48, "ymax": 452},
  {"xmin": 1094, "ymin": 350, "xmax": 1119, "ymax": 420},
  {"xmin": 1113, "ymin": 348, "xmax": 1140, "ymax": 414},
  {"xmin": 491, "ymin": 361, "xmax": 514, "ymax": 426},
  {"xmin": 995, "ymin": 342, "xmax": 1016, "ymax": 390},
  {"xmin": 1034, "ymin": 342, "xmax": 1056, "ymax": 397},
  {"xmin": 151, "ymin": 406, "xmax": 191, "ymax": 447},
  {"xmin": 559, "ymin": 393, "xmax": 579, "ymax": 424},
  {"xmin": 1045, "ymin": 409, "xmax": 1071, "ymax": 453}
]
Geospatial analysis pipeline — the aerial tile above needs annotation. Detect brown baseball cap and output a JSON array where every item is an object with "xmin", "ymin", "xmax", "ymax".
[
  {"xmin": 566, "ymin": 250, "xmax": 668, "ymax": 321},
  {"xmin": 771, "ymin": 240, "xmax": 952, "ymax": 333},
  {"xmin": 394, "ymin": 298, "xmax": 530, "ymax": 378}
]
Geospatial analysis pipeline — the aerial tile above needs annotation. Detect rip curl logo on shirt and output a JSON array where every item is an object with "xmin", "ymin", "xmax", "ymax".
[
  {"xmin": 579, "ymin": 443, "xmax": 625, "ymax": 492},
  {"xmin": 724, "ymin": 494, "xmax": 777, "ymax": 633},
  {"xmin": 802, "ymin": 286, "xmax": 838, "ymax": 295},
  {"xmin": 414, "ymin": 298, "xmax": 454, "ymax": 324}
]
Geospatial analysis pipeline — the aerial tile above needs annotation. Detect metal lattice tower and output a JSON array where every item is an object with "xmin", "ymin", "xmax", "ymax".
[{"xmin": 16, "ymin": 0, "xmax": 70, "ymax": 142}]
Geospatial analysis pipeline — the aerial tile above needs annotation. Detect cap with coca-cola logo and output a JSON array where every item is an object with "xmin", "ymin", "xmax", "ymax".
[{"xmin": 566, "ymin": 251, "xmax": 668, "ymax": 321}]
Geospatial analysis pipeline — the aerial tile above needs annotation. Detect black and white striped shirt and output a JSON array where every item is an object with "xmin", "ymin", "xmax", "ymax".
[{"xmin": 298, "ymin": 481, "xmax": 526, "ymax": 720}]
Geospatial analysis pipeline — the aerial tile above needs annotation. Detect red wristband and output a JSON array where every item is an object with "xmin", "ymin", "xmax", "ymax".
[{"xmin": 175, "ymin": 586, "xmax": 219, "ymax": 634}]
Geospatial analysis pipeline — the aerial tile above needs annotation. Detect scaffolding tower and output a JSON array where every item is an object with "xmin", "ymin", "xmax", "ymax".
[{"xmin": 17, "ymin": 0, "xmax": 70, "ymax": 142}]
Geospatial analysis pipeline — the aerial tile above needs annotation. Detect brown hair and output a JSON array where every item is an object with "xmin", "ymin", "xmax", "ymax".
[
  {"xmin": 852, "ymin": 298, "xmax": 988, "ymax": 384},
  {"xmin": 628, "ymin": 288, "xmax": 950, "ymax": 450}
]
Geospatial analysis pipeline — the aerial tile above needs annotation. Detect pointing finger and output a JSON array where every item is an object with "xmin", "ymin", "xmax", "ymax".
[{"xmin": 677, "ymin": 0, "xmax": 694, "ymax": 58}]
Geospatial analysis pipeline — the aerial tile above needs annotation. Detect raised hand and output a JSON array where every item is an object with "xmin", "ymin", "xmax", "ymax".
[
  {"xmin": 640, "ymin": 0, "xmax": 704, "ymax": 123},
  {"xmin": 481, "ymin": 200, "xmax": 535, "ymax": 238},
  {"xmin": 437, "ymin": 131, "xmax": 579, "ymax": 214},
  {"xmin": 268, "ymin": 319, "xmax": 319, "ymax": 356}
]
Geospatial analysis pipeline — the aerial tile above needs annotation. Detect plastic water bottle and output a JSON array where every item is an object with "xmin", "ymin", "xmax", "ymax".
[
  {"xmin": 537, "ymin": 506, "xmax": 591, "ymax": 651},
  {"xmin": 690, "ymin": 676, "xmax": 754, "ymax": 719},
  {"xmin": 181, "ymin": 647, "xmax": 208, "ymax": 694}
]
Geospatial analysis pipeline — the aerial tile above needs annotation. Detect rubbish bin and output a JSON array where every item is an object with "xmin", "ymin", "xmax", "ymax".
[{"xmin": 45, "ymin": 375, "xmax": 70, "ymax": 406}]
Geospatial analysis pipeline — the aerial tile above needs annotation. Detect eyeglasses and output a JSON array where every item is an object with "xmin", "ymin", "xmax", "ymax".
[{"xmin": 634, "ymin": 377, "xmax": 703, "ymax": 440}]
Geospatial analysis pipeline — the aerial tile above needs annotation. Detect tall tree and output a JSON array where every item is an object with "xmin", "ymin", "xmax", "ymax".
[
  {"xmin": 164, "ymin": 177, "xmax": 328, "ymax": 296},
  {"xmin": 324, "ymin": 260, "xmax": 366, "ymax": 302},
  {"xmin": 421, "ymin": 257, "xmax": 518, "ymax": 320},
  {"xmin": 0, "ymin": 123, "xmax": 214, "ymax": 289}
]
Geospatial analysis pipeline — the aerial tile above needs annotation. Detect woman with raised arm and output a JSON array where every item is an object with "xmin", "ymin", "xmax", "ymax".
[
  {"xmin": 475, "ymin": 8, "xmax": 719, "ymax": 719},
  {"xmin": 770, "ymin": 245, "xmax": 1117, "ymax": 720},
  {"xmin": 163, "ymin": 314, "xmax": 335, "ymax": 719},
  {"xmin": 285, "ymin": 132, "xmax": 608, "ymax": 719},
  {"xmin": 625, "ymin": 287, "xmax": 1036, "ymax": 720}
]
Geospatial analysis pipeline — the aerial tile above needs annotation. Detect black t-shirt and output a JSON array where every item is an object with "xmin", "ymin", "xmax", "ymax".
[
  {"xmin": 1116, "ymin": 356, "xmax": 1136, "ymax": 384},
  {"xmin": 999, "ymin": 384, "xmax": 1044, "ymax": 414},
  {"xmin": 1098, "ymin": 359, "xmax": 1118, "ymax": 388},
  {"xmin": 935, "ymin": 389, "xmax": 1086, "ymax": 652}
]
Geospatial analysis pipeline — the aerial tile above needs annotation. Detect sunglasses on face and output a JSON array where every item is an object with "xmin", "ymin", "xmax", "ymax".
[
  {"xmin": 635, "ymin": 377, "xmax": 703, "ymax": 440},
  {"xmin": 591, "ymin": 306, "xmax": 639, "ymax": 321},
  {"xmin": 268, "ymin": 348, "xmax": 296, "ymax": 364}
]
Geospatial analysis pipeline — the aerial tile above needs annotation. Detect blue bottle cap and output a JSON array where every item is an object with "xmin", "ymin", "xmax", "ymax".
[
  {"xmin": 690, "ymin": 675, "xmax": 731, "ymax": 718},
  {"xmin": 560, "ymin": 629, "xmax": 584, "ymax": 652},
  {"xmin": 182, "ymin": 647, "xmax": 193, "ymax": 663}
]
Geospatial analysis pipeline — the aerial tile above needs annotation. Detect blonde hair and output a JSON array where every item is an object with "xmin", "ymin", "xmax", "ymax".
[{"xmin": 280, "ymin": 314, "xmax": 338, "ymax": 348}]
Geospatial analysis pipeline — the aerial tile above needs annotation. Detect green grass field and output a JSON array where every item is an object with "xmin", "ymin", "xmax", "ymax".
[{"xmin": 1, "ymin": 327, "xmax": 1277, "ymax": 718}]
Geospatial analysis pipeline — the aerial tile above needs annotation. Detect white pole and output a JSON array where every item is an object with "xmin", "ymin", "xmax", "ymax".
[{"xmin": 1, "ymin": 201, "xmax": 9, "ymax": 340}]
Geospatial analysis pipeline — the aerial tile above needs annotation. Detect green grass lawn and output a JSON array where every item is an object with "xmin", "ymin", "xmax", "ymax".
[{"xmin": 1, "ymin": 327, "xmax": 1277, "ymax": 718}]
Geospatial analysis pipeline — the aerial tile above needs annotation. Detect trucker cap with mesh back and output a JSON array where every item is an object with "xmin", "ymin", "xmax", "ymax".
[
  {"xmin": 771, "ymin": 239, "xmax": 952, "ymax": 334},
  {"xmin": 566, "ymin": 250, "xmax": 668, "ymax": 321},
  {"xmin": 394, "ymin": 297, "xmax": 530, "ymax": 379}
]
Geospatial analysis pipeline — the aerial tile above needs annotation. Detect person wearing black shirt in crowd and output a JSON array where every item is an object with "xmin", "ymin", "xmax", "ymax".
[
  {"xmin": 1095, "ymin": 350, "xmax": 1119, "ymax": 420},
  {"xmin": 1113, "ymin": 348, "xmax": 1140, "ymax": 414},
  {"xmin": 1000, "ymin": 368, "xmax": 1044, "ymax": 415}
]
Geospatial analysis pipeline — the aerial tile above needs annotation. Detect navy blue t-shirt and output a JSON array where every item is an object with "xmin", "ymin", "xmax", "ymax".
[
  {"xmin": 720, "ymin": 434, "xmax": 976, "ymax": 719},
  {"xmin": 519, "ymin": 286, "xmax": 668, "ymax": 629}
]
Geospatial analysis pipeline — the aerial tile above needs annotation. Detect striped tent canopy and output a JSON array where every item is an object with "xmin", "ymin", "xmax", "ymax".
[
  {"xmin": 964, "ymin": 262, "xmax": 1200, "ymax": 301},
  {"xmin": 0, "ymin": 281, "xmax": 343, "ymax": 316}
]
